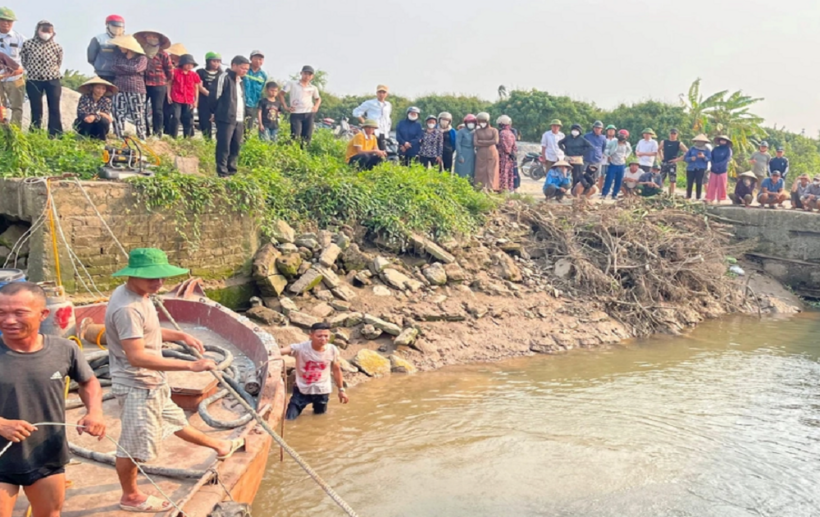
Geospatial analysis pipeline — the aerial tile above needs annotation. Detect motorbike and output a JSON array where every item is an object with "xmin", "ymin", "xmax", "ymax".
[
  {"xmin": 520, "ymin": 152, "xmax": 547, "ymax": 180},
  {"xmin": 384, "ymin": 137, "xmax": 400, "ymax": 163}
]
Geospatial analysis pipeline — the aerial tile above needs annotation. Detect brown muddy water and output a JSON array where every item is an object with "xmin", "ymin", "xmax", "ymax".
[{"xmin": 254, "ymin": 314, "xmax": 820, "ymax": 517}]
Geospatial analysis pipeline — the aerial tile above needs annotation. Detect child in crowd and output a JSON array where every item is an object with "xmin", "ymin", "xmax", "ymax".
[
  {"xmin": 257, "ymin": 81, "xmax": 282, "ymax": 142},
  {"xmin": 168, "ymin": 54, "xmax": 201, "ymax": 138}
]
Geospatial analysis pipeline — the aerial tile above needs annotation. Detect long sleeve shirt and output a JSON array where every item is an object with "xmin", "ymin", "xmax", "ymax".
[
  {"xmin": 143, "ymin": 51, "xmax": 173, "ymax": 87},
  {"xmin": 396, "ymin": 119, "xmax": 423, "ymax": 158},
  {"xmin": 540, "ymin": 130, "xmax": 565, "ymax": 161},
  {"xmin": 242, "ymin": 68, "xmax": 267, "ymax": 108},
  {"xmin": 544, "ymin": 168, "xmax": 571, "ymax": 189},
  {"xmin": 76, "ymin": 94, "xmax": 112, "ymax": 120},
  {"xmin": 684, "ymin": 146, "xmax": 712, "ymax": 171},
  {"xmin": 583, "ymin": 132, "xmax": 607, "ymax": 164},
  {"xmin": 558, "ymin": 135, "xmax": 593, "ymax": 158},
  {"xmin": 710, "ymin": 145, "xmax": 733, "ymax": 174},
  {"xmin": 20, "ymin": 38, "xmax": 63, "ymax": 81},
  {"xmin": 352, "ymin": 98, "xmax": 392, "ymax": 137},
  {"xmin": 769, "ymin": 156, "xmax": 790, "ymax": 177},
  {"xmin": 419, "ymin": 129, "xmax": 443, "ymax": 158},
  {"xmin": 605, "ymin": 140, "xmax": 632, "ymax": 166},
  {"xmin": 113, "ymin": 54, "xmax": 148, "ymax": 94}
]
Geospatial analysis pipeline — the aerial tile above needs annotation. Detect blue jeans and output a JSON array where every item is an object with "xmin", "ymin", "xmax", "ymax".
[
  {"xmin": 285, "ymin": 386, "xmax": 329, "ymax": 420},
  {"xmin": 259, "ymin": 127, "xmax": 278, "ymax": 142},
  {"xmin": 602, "ymin": 164, "xmax": 625, "ymax": 198}
]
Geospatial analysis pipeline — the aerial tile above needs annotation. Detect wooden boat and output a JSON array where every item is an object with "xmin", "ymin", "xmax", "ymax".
[{"xmin": 13, "ymin": 279, "xmax": 285, "ymax": 516}]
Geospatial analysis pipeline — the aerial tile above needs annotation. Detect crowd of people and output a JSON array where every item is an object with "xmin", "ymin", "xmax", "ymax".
[{"xmin": 1, "ymin": 8, "xmax": 813, "ymax": 206}]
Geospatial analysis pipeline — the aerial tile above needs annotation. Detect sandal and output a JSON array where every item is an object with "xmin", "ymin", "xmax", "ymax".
[
  {"xmin": 217, "ymin": 438, "xmax": 246, "ymax": 460},
  {"xmin": 119, "ymin": 495, "xmax": 172, "ymax": 513}
]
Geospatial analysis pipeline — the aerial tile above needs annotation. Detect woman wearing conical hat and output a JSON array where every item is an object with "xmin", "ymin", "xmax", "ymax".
[
  {"xmin": 134, "ymin": 30, "xmax": 172, "ymax": 137},
  {"xmin": 682, "ymin": 134, "xmax": 712, "ymax": 200},
  {"xmin": 111, "ymin": 34, "xmax": 148, "ymax": 140},
  {"xmin": 75, "ymin": 76, "xmax": 117, "ymax": 140}
]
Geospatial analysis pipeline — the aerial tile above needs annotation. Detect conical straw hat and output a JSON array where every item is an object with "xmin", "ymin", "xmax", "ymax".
[
  {"xmin": 133, "ymin": 30, "xmax": 171, "ymax": 50},
  {"xmin": 692, "ymin": 133, "xmax": 710, "ymax": 143},
  {"xmin": 110, "ymin": 35, "xmax": 144, "ymax": 55},
  {"xmin": 166, "ymin": 43, "xmax": 188, "ymax": 57},
  {"xmin": 77, "ymin": 76, "xmax": 118, "ymax": 96}
]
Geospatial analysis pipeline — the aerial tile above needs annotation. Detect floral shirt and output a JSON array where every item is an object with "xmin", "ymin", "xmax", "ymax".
[
  {"xmin": 76, "ymin": 94, "xmax": 112, "ymax": 120},
  {"xmin": 419, "ymin": 129, "xmax": 443, "ymax": 158}
]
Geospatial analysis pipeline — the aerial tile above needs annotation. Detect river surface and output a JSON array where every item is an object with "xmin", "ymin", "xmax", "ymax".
[{"xmin": 254, "ymin": 314, "xmax": 820, "ymax": 517}]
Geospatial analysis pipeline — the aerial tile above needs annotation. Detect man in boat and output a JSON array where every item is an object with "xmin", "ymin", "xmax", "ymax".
[
  {"xmin": 105, "ymin": 248, "xmax": 245, "ymax": 514},
  {"xmin": 0, "ymin": 282, "xmax": 106, "ymax": 517},
  {"xmin": 280, "ymin": 322, "xmax": 349, "ymax": 420}
]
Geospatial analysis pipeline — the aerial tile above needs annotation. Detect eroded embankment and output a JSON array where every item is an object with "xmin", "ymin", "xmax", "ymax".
[{"xmin": 243, "ymin": 198, "xmax": 800, "ymax": 383}]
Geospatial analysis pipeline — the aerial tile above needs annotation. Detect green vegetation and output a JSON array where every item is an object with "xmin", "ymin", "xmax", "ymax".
[
  {"xmin": 61, "ymin": 69, "xmax": 93, "ymax": 91},
  {"xmin": 0, "ymin": 126, "xmax": 495, "ymax": 243}
]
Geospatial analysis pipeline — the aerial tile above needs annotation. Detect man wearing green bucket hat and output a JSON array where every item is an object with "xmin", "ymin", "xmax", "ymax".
[{"xmin": 105, "ymin": 248, "xmax": 244, "ymax": 513}]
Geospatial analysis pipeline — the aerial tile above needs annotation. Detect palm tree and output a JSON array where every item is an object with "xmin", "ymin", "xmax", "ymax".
[{"xmin": 497, "ymin": 85, "xmax": 507, "ymax": 101}]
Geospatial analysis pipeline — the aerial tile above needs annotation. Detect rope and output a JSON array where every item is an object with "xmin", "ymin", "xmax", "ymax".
[
  {"xmin": 0, "ymin": 423, "xmax": 189, "ymax": 516},
  {"xmin": 153, "ymin": 297, "xmax": 361, "ymax": 517},
  {"xmin": 45, "ymin": 181, "xmax": 62, "ymax": 287},
  {"xmin": 72, "ymin": 177, "xmax": 130, "ymax": 259},
  {"xmin": 95, "ymin": 327, "xmax": 106, "ymax": 350}
]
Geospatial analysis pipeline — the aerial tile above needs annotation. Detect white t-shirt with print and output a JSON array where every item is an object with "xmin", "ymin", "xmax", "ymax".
[
  {"xmin": 283, "ymin": 81, "xmax": 320, "ymax": 114},
  {"xmin": 290, "ymin": 341, "xmax": 339, "ymax": 395}
]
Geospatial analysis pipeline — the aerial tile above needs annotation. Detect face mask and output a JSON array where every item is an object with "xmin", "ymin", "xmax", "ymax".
[
  {"xmin": 427, "ymin": 123, "xmax": 436, "ymax": 129},
  {"xmin": 571, "ymin": 130, "xmax": 580, "ymax": 137},
  {"xmin": 466, "ymin": 123, "xmax": 475, "ymax": 130},
  {"xmin": 38, "ymin": 30, "xmax": 53, "ymax": 41},
  {"xmin": 814, "ymin": 181, "xmax": 820, "ymax": 186},
  {"xmin": 440, "ymin": 120, "xmax": 450, "ymax": 128},
  {"xmin": 479, "ymin": 122, "xmax": 487, "ymax": 128},
  {"xmin": 408, "ymin": 114, "xmax": 418, "ymax": 121}
]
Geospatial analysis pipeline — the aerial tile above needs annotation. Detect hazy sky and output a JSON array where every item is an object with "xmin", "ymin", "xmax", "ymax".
[{"xmin": 13, "ymin": 0, "xmax": 820, "ymax": 134}]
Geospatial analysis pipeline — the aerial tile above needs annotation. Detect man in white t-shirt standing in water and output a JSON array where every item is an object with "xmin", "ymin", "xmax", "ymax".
[
  {"xmin": 280, "ymin": 322, "xmax": 349, "ymax": 420},
  {"xmin": 279, "ymin": 65, "xmax": 322, "ymax": 147}
]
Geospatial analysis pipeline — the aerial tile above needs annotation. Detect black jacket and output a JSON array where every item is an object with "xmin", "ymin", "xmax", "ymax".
[
  {"xmin": 559, "ymin": 134, "xmax": 593, "ymax": 158},
  {"xmin": 209, "ymin": 70, "xmax": 246, "ymax": 124}
]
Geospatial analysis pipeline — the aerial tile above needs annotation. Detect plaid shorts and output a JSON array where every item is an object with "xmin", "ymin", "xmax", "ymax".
[{"xmin": 112, "ymin": 384, "xmax": 188, "ymax": 462}]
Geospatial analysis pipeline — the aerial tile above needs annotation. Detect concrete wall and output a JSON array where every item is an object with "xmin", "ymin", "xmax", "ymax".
[
  {"xmin": 0, "ymin": 179, "xmax": 259, "ymax": 295},
  {"xmin": 709, "ymin": 206, "xmax": 820, "ymax": 296}
]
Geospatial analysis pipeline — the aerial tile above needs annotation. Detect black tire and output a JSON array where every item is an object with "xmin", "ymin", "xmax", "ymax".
[{"xmin": 530, "ymin": 163, "xmax": 546, "ymax": 181}]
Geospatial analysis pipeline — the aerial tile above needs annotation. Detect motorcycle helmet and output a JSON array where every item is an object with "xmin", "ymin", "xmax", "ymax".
[
  {"xmin": 605, "ymin": 124, "xmax": 617, "ymax": 131},
  {"xmin": 438, "ymin": 112, "xmax": 453, "ymax": 121},
  {"xmin": 497, "ymin": 115, "xmax": 512, "ymax": 126},
  {"xmin": 406, "ymin": 106, "xmax": 420, "ymax": 115},
  {"xmin": 463, "ymin": 114, "xmax": 477, "ymax": 123},
  {"xmin": 425, "ymin": 114, "xmax": 438, "ymax": 122},
  {"xmin": 592, "ymin": 120, "xmax": 604, "ymax": 129},
  {"xmin": 617, "ymin": 129, "xmax": 629, "ymax": 140},
  {"xmin": 476, "ymin": 112, "xmax": 491, "ymax": 122}
]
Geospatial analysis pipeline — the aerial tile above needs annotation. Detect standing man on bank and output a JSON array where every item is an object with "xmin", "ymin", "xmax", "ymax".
[
  {"xmin": 658, "ymin": 128, "xmax": 688, "ymax": 196},
  {"xmin": 0, "ymin": 7, "xmax": 25, "ymax": 127},
  {"xmin": 86, "ymin": 14, "xmax": 124, "ymax": 83},
  {"xmin": 211, "ymin": 55, "xmax": 250, "ymax": 178},
  {"xmin": 280, "ymin": 65, "xmax": 322, "ymax": 146},
  {"xmin": 635, "ymin": 128, "xmax": 659, "ymax": 173},
  {"xmin": 540, "ymin": 119, "xmax": 565, "ymax": 172},
  {"xmin": 242, "ymin": 50, "xmax": 266, "ymax": 132},
  {"xmin": 105, "ymin": 248, "xmax": 244, "ymax": 513},
  {"xmin": 749, "ymin": 141, "xmax": 772, "ymax": 185},
  {"xmin": 0, "ymin": 282, "xmax": 106, "ymax": 517},
  {"xmin": 280, "ymin": 322, "xmax": 349, "ymax": 420},
  {"xmin": 352, "ymin": 84, "xmax": 392, "ymax": 151},
  {"xmin": 583, "ymin": 121, "xmax": 607, "ymax": 183},
  {"xmin": 769, "ymin": 146, "xmax": 790, "ymax": 180}
]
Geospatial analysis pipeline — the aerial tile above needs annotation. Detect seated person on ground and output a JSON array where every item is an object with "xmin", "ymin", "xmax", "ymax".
[
  {"xmin": 758, "ymin": 170, "xmax": 787, "ymax": 208},
  {"xmin": 637, "ymin": 164, "xmax": 664, "ymax": 197},
  {"xmin": 572, "ymin": 163, "xmax": 599, "ymax": 199},
  {"xmin": 345, "ymin": 119, "xmax": 386, "ymax": 170},
  {"xmin": 800, "ymin": 175, "xmax": 820, "ymax": 212},
  {"xmin": 730, "ymin": 171, "xmax": 757, "ymax": 207},
  {"xmin": 543, "ymin": 160, "xmax": 572, "ymax": 201},
  {"xmin": 621, "ymin": 161, "xmax": 643, "ymax": 197},
  {"xmin": 791, "ymin": 173, "xmax": 811, "ymax": 210}
]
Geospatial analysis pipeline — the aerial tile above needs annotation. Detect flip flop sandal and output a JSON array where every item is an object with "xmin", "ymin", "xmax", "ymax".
[
  {"xmin": 217, "ymin": 438, "xmax": 246, "ymax": 461},
  {"xmin": 119, "ymin": 495, "xmax": 172, "ymax": 513}
]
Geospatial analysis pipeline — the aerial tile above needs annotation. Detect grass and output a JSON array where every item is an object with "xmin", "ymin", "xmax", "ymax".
[{"xmin": 0, "ymin": 125, "xmax": 497, "ymax": 242}]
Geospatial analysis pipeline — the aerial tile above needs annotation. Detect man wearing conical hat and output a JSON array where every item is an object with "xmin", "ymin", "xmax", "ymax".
[
  {"xmin": 105, "ymin": 249, "xmax": 244, "ymax": 513},
  {"xmin": 75, "ymin": 76, "xmax": 117, "ymax": 139},
  {"xmin": 0, "ymin": 7, "xmax": 25, "ymax": 126},
  {"xmin": 134, "ymin": 30, "xmax": 172, "ymax": 138},
  {"xmin": 87, "ymin": 14, "xmax": 125, "ymax": 82}
]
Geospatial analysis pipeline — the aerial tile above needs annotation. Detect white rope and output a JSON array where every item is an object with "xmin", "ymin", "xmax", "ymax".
[
  {"xmin": 72, "ymin": 178, "xmax": 130, "ymax": 259},
  {"xmin": 2, "ymin": 178, "xmax": 50, "ymax": 269},
  {"xmin": 0, "ymin": 423, "xmax": 189, "ymax": 516}
]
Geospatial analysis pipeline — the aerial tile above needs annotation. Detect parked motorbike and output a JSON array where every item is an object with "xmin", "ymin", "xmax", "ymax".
[
  {"xmin": 384, "ymin": 137, "xmax": 400, "ymax": 163},
  {"xmin": 520, "ymin": 152, "xmax": 546, "ymax": 180}
]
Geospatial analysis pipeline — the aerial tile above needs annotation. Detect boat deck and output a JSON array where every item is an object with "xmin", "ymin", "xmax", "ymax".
[{"xmin": 12, "ymin": 321, "xmax": 281, "ymax": 517}]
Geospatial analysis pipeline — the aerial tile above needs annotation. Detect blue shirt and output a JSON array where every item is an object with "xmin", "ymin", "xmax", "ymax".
[
  {"xmin": 684, "ymin": 146, "xmax": 712, "ymax": 171},
  {"xmin": 396, "ymin": 119, "xmax": 423, "ymax": 158},
  {"xmin": 543, "ymin": 168, "xmax": 571, "ymax": 192},
  {"xmin": 761, "ymin": 177, "xmax": 784, "ymax": 192},
  {"xmin": 710, "ymin": 145, "xmax": 733, "ymax": 174},
  {"xmin": 583, "ymin": 131, "xmax": 607, "ymax": 164},
  {"xmin": 242, "ymin": 68, "xmax": 267, "ymax": 108}
]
